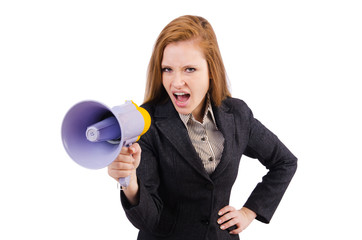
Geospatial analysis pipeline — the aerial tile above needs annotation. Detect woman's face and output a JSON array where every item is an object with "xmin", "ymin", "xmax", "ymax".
[{"xmin": 162, "ymin": 39, "xmax": 209, "ymax": 121}]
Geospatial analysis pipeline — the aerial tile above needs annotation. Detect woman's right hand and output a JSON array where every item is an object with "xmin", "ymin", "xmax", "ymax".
[{"xmin": 108, "ymin": 143, "xmax": 141, "ymax": 205}]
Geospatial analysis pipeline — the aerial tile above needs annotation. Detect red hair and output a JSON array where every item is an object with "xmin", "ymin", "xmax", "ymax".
[{"xmin": 144, "ymin": 15, "xmax": 231, "ymax": 106}]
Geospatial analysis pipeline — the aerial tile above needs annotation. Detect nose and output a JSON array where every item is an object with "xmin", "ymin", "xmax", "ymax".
[{"xmin": 172, "ymin": 72, "xmax": 185, "ymax": 89}]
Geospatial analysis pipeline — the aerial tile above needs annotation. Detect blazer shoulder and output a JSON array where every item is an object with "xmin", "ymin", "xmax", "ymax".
[
  {"xmin": 221, "ymin": 97, "xmax": 253, "ymax": 116},
  {"xmin": 141, "ymin": 100, "xmax": 177, "ymax": 119},
  {"xmin": 140, "ymin": 102, "xmax": 156, "ymax": 115}
]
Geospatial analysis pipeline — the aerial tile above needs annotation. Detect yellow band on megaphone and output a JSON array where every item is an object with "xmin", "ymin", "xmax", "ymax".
[{"xmin": 131, "ymin": 101, "xmax": 151, "ymax": 137}]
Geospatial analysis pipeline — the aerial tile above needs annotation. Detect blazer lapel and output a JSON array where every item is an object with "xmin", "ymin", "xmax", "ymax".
[
  {"xmin": 154, "ymin": 101, "xmax": 210, "ymax": 180},
  {"xmin": 210, "ymin": 102, "xmax": 235, "ymax": 180}
]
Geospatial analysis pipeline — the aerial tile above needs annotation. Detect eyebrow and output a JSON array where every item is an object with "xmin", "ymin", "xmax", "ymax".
[{"xmin": 161, "ymin": 64, "xmax": 199, "ymax": 68}]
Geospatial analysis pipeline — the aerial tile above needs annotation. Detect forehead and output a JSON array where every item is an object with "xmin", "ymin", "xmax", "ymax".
[{"xmin": 162, "ymin": 39, "xmax": 206, "ymax": 65}]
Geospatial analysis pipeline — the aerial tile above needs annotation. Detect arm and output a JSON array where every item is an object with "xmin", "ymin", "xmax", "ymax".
[
  {"xmin": 243, "ymin": 112, "xmax": 298, "ymax": 223},
  {"xmin": 113, "ymin": 131, "xmax": 165, "ymax": 233},
  {"xmin": 108, "ymin": 144, "xmax": 141, "ymax": 205}
]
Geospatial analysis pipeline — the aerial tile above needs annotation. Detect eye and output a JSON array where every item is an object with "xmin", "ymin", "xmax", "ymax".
[
  {"xmin": 185, "ymin": 67, "xmax": 196, "ymax": 73},
  {"xmin": 162, "ymin": 67, "xmax": 172, "ymax": 73}
]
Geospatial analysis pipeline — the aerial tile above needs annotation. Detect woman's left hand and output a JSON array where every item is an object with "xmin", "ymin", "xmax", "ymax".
[{"xmin": 217, "ymin": 206, "xmax": 257, "ymax": 234}]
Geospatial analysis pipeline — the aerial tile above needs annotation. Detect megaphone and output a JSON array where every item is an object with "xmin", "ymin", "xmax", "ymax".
[{"xmin": 61, "ymin": 100, "xmax": 151, "ymax": 187}]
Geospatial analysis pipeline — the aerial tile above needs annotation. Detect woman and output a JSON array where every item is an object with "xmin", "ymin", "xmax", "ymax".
[{"xmin": 108, "ymin": 15, "xmax": 297, "ymax": 240}]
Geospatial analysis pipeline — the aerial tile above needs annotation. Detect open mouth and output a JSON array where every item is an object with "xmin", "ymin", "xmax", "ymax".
[{"xmin": 173, "ymin": 92, "xmax": 190, "ymax": 103}]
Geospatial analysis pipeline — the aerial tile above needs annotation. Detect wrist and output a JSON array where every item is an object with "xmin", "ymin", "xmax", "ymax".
[
  {"xmin": 122, "ymin": 171, "xmax": 139, "ymax": 205},
  {"xmin": 241, "ymin": 207, "xmax": 257, "ymax": 220}
]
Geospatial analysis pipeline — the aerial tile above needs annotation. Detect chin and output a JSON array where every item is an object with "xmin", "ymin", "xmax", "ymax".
[
  {"xmin": 173, "ymin": 105, "xmax": 192, "ymax": 115},
  {"xmin": 175, "ymin": 108, "xmax": 191, "ymax": 115}
]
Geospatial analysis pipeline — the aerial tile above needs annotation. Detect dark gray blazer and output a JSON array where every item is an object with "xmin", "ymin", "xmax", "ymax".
[{"xmin": 121, "ymin": 97, "xmax": 297, "ymax": 240}]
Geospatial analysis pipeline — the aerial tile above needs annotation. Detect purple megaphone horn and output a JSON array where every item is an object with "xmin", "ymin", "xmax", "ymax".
[{"xmin": 61, "ymin": 100, "xmax": 151, "ymax": 188}]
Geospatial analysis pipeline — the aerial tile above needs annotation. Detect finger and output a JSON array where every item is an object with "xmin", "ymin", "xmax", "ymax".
[
  {"xmin": 219, "ymin": 218, "xmax": 239, "ymax": 231},
  {"xmin": 108, "ymin": 164, "xmax": 133, "ymax": 179},
  {"xmin": 110, "ymin": 161, "xmax": 135, "ymax": 170},
  {"xmin": 129, "ymin": 143, "xmax": 142, "ymax": 169},
  {"xmin": 120, "ymin": 146, "xmax": 131, "ymax": 155},
  {"xmin": 115, "ymin": 153, "xmax": 134, "ymax": 163},
  {"xmin": 229, "ymin": 227, "xmax": 244, "ymax": 235},
  {"xmin": 129, "ymin": 143, "xmax": 141, "ymax": 157},
  {"xmin": 218, "ymin": 205, "xmax": 236, "ymax": 216},
  {"xmin": 108, "ymin": 168, "xmax": 133, "ymax": 179},
  {"xmin": 217, "ymin": 210, "xmax": 238, "ymax": 224}
]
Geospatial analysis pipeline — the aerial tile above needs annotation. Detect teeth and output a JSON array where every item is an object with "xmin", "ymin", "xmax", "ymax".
[{"xmin": 174, "ymin": 92, "xmax": 187, "ymax": 96}]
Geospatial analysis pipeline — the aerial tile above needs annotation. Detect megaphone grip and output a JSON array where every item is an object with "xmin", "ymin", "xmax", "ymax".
[{"xmin": 119, "ymin": 176, "xmax": 130, "ymax": 188}]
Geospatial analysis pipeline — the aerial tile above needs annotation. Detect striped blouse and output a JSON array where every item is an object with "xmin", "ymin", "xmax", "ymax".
[{"xmin": 179, "ymin": 100, "xmax": 225, "ymax": 174}]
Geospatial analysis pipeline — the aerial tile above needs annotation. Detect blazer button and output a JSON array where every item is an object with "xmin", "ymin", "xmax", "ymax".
[{"xmin": 205, "ymin": 183, "xmax": 214, "ymax": 190}]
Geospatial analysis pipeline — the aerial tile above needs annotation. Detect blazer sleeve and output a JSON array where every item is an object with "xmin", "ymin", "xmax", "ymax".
[
  {"xmin": 120, "ymin": 129, "xmax": 164, "ymax": 233},
  {"xmin": 243, "ymin": 108, "xmax": 298, "ymax": 223}
]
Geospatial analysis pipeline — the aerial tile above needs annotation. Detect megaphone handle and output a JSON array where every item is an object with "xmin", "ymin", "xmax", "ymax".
[
  {"xmin": 118, "ymin": 141, "xmax": 137, "ymax": 188},
  {"xmin": 118, "ymin": 176, "xmax": 130, "ymax": 188}
]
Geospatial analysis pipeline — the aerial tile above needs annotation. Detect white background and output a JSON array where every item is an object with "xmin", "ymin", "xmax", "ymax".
[{"xmin": 1, "ymin": 0, "xmax": 361, "ymax": 239}]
